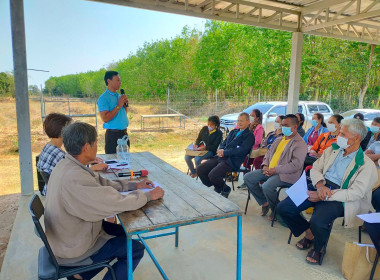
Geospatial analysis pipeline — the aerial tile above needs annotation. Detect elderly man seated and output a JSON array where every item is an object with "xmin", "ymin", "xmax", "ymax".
[
  {"xmin": 242, "ymin": 114, "xmax": 307, "ymax": 220},
  {"xmin": 277, "ymin": 119, "xmax": 378, "ymax": 265},
  {"xmin": 197, "ymin": 112, "xmax": 255, "ymax": 198},
  {"xmin": 44, "ymin": 122, "xmax": 164, "ymax": 280}
]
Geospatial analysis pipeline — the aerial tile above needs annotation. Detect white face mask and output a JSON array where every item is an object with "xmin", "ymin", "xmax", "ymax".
[
  {"xmin": 208, "ymin": 126, "xmax": 215, "ymax": 131},
  {"xmin": 249, "ymin": 116, "xmax": 256, "ymax": 122},
  {"xmin": 327, "ymin": 123, "xmax": 337, "ymax": 133},
  {"xmin": 337, "ymin": 136, "xmax": 350, "ymax": 149},
  {"xmin": 274, "ymin": 122, "xmax": 281, "ymax": 130}
]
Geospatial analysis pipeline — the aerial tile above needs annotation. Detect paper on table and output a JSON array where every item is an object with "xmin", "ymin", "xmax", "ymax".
[
  {"xmin": 285, "ymin": 171, "xmax": 308, "ymax": 207},
  {"xmin": 108, "ymin": 162, "xmax": 130, "ymax": 170},
  {"xmin": 357, "ymin": 212, "xmax": 380, "ymax": 223},
  {"xmin": 353, "ymin": 242, "xmax": 375, "ymax": 248},
  {"xmin": 120, "ymin": 181, "xmax": 161, "ymax": 196}
]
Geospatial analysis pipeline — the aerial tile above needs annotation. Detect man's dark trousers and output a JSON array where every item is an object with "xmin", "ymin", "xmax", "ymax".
[
  {"xmin": 105, "ymin": 129, "xmax": 130, "ymax": 154},
  {"xmin": 79, "ymin": 221, "xmax": 145, "ymax": 280},
  {"xmin": 197, "ymin": 157, "xmax": 233, "ymax": 193},
  {"xmin": 277, "ymin": 197, "xmax": 344, "ymax": 252}
]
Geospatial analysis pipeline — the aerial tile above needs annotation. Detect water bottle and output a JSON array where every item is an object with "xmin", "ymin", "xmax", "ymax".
[{"xmin": 116, "ymin": 135, "xmax": 130, "ymax": 165}]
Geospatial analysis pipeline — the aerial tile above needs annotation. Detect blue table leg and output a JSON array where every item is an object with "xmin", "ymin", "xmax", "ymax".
[
  {"xmin": 237, "ymin": 215, "xmax": 242, "ymax": 280},
  {"xmin": 175, "ymin": 227, "xmax": 179, "ymax": 248},
  {"xmin": 127, "ymin": 235, "xmax": 133, "ymax": 279}
]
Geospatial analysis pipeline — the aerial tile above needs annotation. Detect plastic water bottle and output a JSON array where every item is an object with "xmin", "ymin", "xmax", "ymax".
[{"xmin": 116, "ymin": 135, "xmax": 130, "ymax": 165}]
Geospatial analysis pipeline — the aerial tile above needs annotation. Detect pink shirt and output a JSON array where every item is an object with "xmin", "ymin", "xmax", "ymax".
[{"xmin": 252, "ymin": 124, "xmax": 264, "ymax": 150}]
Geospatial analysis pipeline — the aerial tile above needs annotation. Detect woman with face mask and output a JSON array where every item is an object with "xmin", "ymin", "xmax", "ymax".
[
  {"xmin": 185, "ymin": 115, "xmax": 223, "ymax": 178},
  {"xmin": 304, "ymin": 115, "xmax": 344, "ymax": 166},
  {"xmin": 303, "ymin": 113, "xmax": 328, "ymax": 148},
  {"xmin": 361, "ymin": 117, "xmax": 380, "ymax": 150}
]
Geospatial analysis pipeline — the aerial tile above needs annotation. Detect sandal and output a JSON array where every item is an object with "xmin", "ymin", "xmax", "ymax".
[
  {"xmin": 260, "ymin": 204, "xmax": 270, "ymax": 216},
  {"xmin": 306, "ymin": 249, "xmax": 321, "ymax": 265},
  {"xmin": 296, "ymin": 237, "xmax": 313, "ymax": 250}
]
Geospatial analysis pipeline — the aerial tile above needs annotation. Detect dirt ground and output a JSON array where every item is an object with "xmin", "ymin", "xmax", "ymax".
[
  {"xmin": 0, "ymin": 97, "xmax": 204, "ymax": 272},
  {"xmin": 0, "ymin": 194, "xmax": 20, "ymax": 269}
]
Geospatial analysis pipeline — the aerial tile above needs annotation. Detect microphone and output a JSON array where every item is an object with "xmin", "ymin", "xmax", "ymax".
[
  {"xmin": 118, "ymin": 169, "xmax": 148, "ymax": 178},
  {"xmin": 120, "ymin": 89, "xmax": 128, "ymax": 108}
]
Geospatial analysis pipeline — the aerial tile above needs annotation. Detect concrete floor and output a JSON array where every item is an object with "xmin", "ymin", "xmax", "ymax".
[{"xmin": 0, "ymin": 177, "xmax": 376, "ymax": 280}]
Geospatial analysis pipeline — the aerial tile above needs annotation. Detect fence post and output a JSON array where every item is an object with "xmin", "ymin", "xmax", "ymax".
[
  {"xmin": 329, "ymin": 90, "xmax": 332, "ymax": 106},
  {"xmin": 167, "ymin": 87, "xmax": 170, "ymax": 114},
  {"xmin": 216, "ymin": 89, "xmax": 218, "ymax": 112},
  {"xmin": 68, "ymin": 96, "xmax": 71, "ymax": 116}
]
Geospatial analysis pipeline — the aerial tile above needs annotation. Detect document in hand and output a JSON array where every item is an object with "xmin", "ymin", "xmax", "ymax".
[
  {"xmin": 187, "ymin": 143, "xmax": 195, "ymax": 151},
  {"xmin": 285, "ymin": 171, "xmax": 308, "ymax": 207},
  {"xmin": 357, "ymin": 212, "xmax": 380, "ymax": 223}
]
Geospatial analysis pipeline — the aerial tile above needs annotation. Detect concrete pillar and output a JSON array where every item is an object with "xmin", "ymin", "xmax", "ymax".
[
  {"xmin": 10, "ymin": 0, "xmax": 34, "ymax": 195},
  {"xmin": 286, "ymin": 32, "xmax": 303, "ymax": 114}
]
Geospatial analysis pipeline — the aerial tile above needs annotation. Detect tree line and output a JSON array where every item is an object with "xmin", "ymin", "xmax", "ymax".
[{"xmin": 2, "ymin": 20, "xmax": 379, "ymax": 109}]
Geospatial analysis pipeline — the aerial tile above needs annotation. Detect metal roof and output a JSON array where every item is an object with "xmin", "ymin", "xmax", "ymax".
[{"xmin": 89, "ymin": 0, "xmax": 380, "ymax": 44}]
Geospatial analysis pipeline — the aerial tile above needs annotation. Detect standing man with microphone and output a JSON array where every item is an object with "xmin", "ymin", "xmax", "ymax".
[{"xmin": 97, "ymin": 71, "xmax": 130, "ymax": 154}]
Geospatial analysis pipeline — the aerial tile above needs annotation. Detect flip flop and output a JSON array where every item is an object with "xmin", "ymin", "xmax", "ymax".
[{"xmin": 296, "ymin": 237, "xmax": 313, "ymax": 250}]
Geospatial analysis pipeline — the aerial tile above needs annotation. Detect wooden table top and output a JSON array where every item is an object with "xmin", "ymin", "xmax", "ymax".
[{"xmin": 98, "ymin": 152, "xmax": 242, "ymax": 234}]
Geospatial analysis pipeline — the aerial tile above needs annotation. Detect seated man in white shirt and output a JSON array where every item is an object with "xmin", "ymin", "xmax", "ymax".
[{"xmin": 277, "ymin": 119, "xmax": 378, "ymax": 265}]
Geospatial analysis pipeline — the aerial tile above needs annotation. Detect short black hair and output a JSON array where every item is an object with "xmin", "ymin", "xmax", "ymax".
[
  {"xmin": 284, "ymin": 114, "xmax": 299, "ymax": 126},
  {"xmin": 278, "ymin": 115, "xmax": 286, "ymax": 121},
  {"xmin": 373, "ymin": 117, "xmax": 380, "ymax": 124},
  {"xmin": 62, "ymin": 122, "xmax": 97, "ymax": 156},
  {"xmin": 354, "ymin": 113, "xmax": 364, "ymax": 121},
  {"xmin": 208, "ymin": 115, "xmax": 220, "ymax": 129},
  {"xmin": 104, "ymin": 71, "xmax": 119, "ymax": 86},
  {"xmin": 43, "ymin": 113, "xmax": 72, "ymax": 138},
  {"xmin": 332, "ymin": 114, "xmax": 344, "ymax": 124}
]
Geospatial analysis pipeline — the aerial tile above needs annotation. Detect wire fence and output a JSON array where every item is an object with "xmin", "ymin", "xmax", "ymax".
[{"xmin": 30, "ymin": 88, "xmax": 374, "ymax": 131}]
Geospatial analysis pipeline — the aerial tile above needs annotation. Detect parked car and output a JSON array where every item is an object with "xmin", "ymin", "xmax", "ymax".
[
  {"xmin": 341, "ymin": 109, "xmax": 380, "ymax": 127},
  {"xmin": 220, "ymin": 101, "xmax": 334, "ymax": 134}
]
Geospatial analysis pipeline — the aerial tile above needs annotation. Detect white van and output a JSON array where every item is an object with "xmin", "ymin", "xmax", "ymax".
[{"xmin": 220, "ymin": 101, "xmax": 334, "ymax": 134}]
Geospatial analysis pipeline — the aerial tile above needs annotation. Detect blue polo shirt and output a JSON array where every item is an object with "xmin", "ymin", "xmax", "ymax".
[{"xmin": 97, "ymin": 89, "xmax": 129, "ymax": 130}]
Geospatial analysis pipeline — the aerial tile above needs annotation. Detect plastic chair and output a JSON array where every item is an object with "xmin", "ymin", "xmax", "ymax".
[
  {"xmin": 224, "ymin": 166, "xmax": 250, "ymax": 191},
  {"xmin": 28, "ymin": 194, "xmax": 116, "ymax": 280}
]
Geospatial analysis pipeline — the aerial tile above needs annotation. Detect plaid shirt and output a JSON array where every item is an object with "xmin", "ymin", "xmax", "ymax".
[{"xmin": 37, "ymin": 143, "xmax": 65, "ymax": 174}]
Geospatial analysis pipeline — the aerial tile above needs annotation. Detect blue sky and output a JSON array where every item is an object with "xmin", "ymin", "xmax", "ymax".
[{"xmin": 0, "ymin": 0, "xmax": 205, "ymax": 87}]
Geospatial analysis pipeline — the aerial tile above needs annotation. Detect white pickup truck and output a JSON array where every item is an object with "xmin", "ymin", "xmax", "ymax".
[{"xmin": 220, "ymin": 101, "xmax": 334, "ymax": 134}]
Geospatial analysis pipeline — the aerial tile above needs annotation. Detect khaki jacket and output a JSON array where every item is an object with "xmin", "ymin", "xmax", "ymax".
[
  {"xmin": 262, "ymin": 133, "xmax": 308, "ymax": 184},
  {"xmin": 310, "ymin": 146, "xmax": 378, "ymax": 228},
  {"xmin": 44, "ymin": 154, "xmax": 151, "ymax": 264}
]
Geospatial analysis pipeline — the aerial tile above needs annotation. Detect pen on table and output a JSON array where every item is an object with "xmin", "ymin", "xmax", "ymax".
[
  {"xmin": 116, "ymin": 163, "xmax": 129, "ymax": 167},
  {"xmin": 324, "ymin": 187, "xmax": 332, "ymax": 201}
]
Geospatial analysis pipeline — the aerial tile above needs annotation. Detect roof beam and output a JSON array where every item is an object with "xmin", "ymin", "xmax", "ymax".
[
  {"xmin": 302, "ymin": 8, "xmax": 380, "ymax": 32},
  {"xmin": 222, "ymin": 0, "xmax": 300, "ymax": 15},
  {"xmin": 301, "ymin": 0, "xmax": 354, "ymax": 14}
]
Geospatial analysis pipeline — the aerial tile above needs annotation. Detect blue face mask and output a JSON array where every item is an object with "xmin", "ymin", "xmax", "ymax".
[
  {"xmin": 282, "ymin": 126, "xmax": 293, "ymax": 137},
  {"xmin": 311, "ymin": 120, "xmax": 318, "ymax": 127},
  {"xmin": 371, "ymin": 125, "xmax": 379, "ymax": 134}
]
